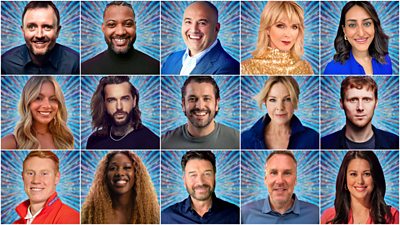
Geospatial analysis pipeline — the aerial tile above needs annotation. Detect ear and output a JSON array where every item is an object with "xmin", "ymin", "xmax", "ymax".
[
  {"xmin": 182, "ymin": 98, "xmax": 186, "ymax": 113},
  {"xmin": 340, "ymin": 99, "xmax": 344, "ymax": 109},
  {"xmin": 215, "ymin": 22, "xmax": 220, "ymax": 33},
  {"xmin": 55, "ymin": 172, "xmax": 60, "ymax": 185},
  {"xmin": 264, "ymin": 174, "xmax": 268, "ymax": 186},
  {"xmin": 132, "ymin": 95, "xmax": 137, "ymax": 108},
  {"xmin": 56, "ymin": 25, "xmax": 61, "ymax": 38},
  {"xmin": 21, "ymin": 25, "xmax": 24, "ymax": 34},
  {"xmin": 215, "ymin": 98, "xmax": 220, "ymax": 113},
  {"xmin": 21, "ymin": 172, "xmax": 24, "ymax": 181},
  {"xmin": 101, "ymin": 23, "xmax": 105, "ymax": 34}
]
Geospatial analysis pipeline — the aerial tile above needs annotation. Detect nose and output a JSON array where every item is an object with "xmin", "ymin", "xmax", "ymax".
[
  {"xmin": 356, "ymin": 175, "xmax": 365, "ymax": 184},
  {"xmin": 190, "ymin": 22, "xmax": 199, "ymax": 32},
  {"xmin": 36, "ymin": 28, "xmax": 44, "ymax": 38},
  {"xmin": 356, "ymin": 101, "xmax": 364, "ymax": 112},
  {"xmin": 41, "ymin": 98, "xmax": 51, "ymax": 108},
  {"xmin": 115, "ymin": 24, "xmax": 126, "ymax": 36},
  {"xmin": 195, "ymin": 99, "xmax": 205, "ymax": 109},
  {"xmin": 31, "ymin": 174, "xmax": 41, "ymax": 184},
  {"xmin": 276, "ymin": 100, "xmax": 285, "ymax": 111},
  {"xmin": 275, "ymin": 173, "xmax": 284, "ymax": 184},
  {"xmin": 116, "ymin": 99, "xmax": 123, "ymax": 110},
  {"xmin": 357, "ymin": 25, "xmax": 365, "ymax": 36}
]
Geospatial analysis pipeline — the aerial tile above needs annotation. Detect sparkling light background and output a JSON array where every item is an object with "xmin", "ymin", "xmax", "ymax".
[
  {"xmin": 321, "ymin": 76, "xmax": 399, "ymax": 137},
  {"xmin": 81, "ymin": 76, "xmax": 160, "ymax": 149},
  {"xmin": 241, "ymin": 150, "xmax": 319, "ymax": 206},
  {"xmin": 161, "ymin": 76, "xmax": 239, "ymax": 135},
  {"xmin": 321, "ymin": 1, "xmax": 399, "ymax": 74},
  {"xmin": 241, "ymin": 76, "xmax": 319, "ymax": 133},
  {"xmin": 81, "ymin": 150, "xmax": 160, "ymax": 204},
  {"xmin": 1, "ymin": 76, "xmax": 81, "ymax": 149},
  {"xmin": 81, "ymin": 1, "xmax": 160, "ymax": 62},
  {"xmin": 1, "ymin": 1, "xmax": 80, "ymax": 54},
  {"xmin": 241, "ymin": 1, "xmax": 319, "ymax": 74},
  {"xmin": 321, "ymin": 150, "xmax": 399, "ymax": 215},
  {"xmin": 1, "ymin": 150, "xmax": 80, "ymax": 224},
  {"xmin": 161, "ymin": 1, "xmax": 240, "ymax": 64},
  {"xmin": 161, "ymin": 150, "xmax": 239, "ymax": 210}
]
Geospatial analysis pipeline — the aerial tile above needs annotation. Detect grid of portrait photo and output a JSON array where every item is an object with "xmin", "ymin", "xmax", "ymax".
[{"xmin": 1, "ymin": 0, "xmax": 400, "ymax": 224}]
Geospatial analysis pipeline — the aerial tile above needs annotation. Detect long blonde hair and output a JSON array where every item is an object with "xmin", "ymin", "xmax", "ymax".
[
  {"xmin": 14, "ymin": 76, "xmax": 74, "ymax": 149},
  {"xmin": 253, "ymin": 1, "xmax": 305, "ymax": 59},
  {"xmin": 81, "ymin": 151, "xmax": 160, "ymax": 224}
]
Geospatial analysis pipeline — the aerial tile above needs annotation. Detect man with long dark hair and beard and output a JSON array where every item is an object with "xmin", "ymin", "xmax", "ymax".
[{"xmin": 86, "ymin": 76, "xmax": 159, "ymax": 149}]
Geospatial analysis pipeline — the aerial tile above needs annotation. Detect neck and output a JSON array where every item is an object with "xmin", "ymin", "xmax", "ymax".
[
  {"xmin": 33, "ymin": 122, "xmax": 50, "ymax": 134},
  {"xmin": 350, "ymin": 197, "xmax": 371, "ymax": 222},
  {"xmin": 265, "ymin": 121, "xmax": 291, "ymax": 135},
  {"xmin": 191, "ymin": 196, "xmax": 212, "ymax": 217},
  {"xmin": 111, "ymin": 123, "xmax": 134, "ymax": 137},
  {"xmin": 111, "ymin": 190, "xmax": 134, "ymax": 210},
  {"xmin": 270, "ymin": 196, "xmax": 294, "ymax": 214},
  {"xmin": 352, "ymin": 49, "xmax": 371, "ymax": 61},
  {"xmin": 345, "ymin": 121, "xmax": 373, "ymax": 142},
  {"xmin": 29, "ymin": 52, "xmax": 47, "ymax": 66},
  {"xmin": 186, "ymin": 121, "xmax": 216, "ymax": 137},
  {"xmin": 29, "ymin": 202, "xmax": 45, "ymax": 216}
]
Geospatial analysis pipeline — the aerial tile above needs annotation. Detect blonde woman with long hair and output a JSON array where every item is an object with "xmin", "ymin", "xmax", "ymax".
[{"xmin": 2, "ymin": 76, "xmax": 74, "ymax": 149}]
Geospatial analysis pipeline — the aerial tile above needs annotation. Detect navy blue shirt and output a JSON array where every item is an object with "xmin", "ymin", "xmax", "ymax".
[
  {"xmin": 1, "ymin": 43, "xmax": 79, "ymax": 75},
  {"xmin": 324, "ymin": 50, "xmax": 392, "ymax": 75},
  {"xmin": 241, "ymin": 114, "xmax": 319, "ymax": 149},
  {"xmin": 161, "ymin": 195, "xmax": 239, "ymax": 224},
  {"xmin": 241, "ymin": 194, "xmax": 319, "ymax": 224}
]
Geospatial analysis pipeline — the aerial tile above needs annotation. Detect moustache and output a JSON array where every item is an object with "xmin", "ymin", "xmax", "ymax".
[
  {"xmin": 190, "ymin": 108, "xmax": 211, "ymax": 115},
  {"xmin": 32, "ymin": 37, "xmax": 50, "ymax": 42},
  {"xmin": 194, "ymin": 184, "xmax": 211, "ymax": 190},
  {"xmin": 113, "ymin": 110, "xmax": 128, "ymax": 117}
]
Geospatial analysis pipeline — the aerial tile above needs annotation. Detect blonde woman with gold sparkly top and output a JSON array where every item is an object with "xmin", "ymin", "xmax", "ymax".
[{"xmin": 241, "ymin": 1, "xmax": 313, "ymax": 75}]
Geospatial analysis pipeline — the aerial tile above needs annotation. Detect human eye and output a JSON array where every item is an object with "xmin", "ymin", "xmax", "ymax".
[
  {"xmin": 285, "ymin": 97, "xmax": 291, "ymax": 102},
  {"xmin": 108, "ymin": 166, "xmax": 117, "ymax": 171},
  {"xmin": 349, "ymin": 172, "xmax": 357, "ymax": 177},
  {"xmin": 106, "ymin": 22, "xmax": 116, "ymax": 28},
  {"xmin": 26, "ymin": 24, "xmax": 36, "ymax": 31},
  {"xmin": 268, "ymin": 98, "xmax": 276, "ymax": 103},
  {"xmin": 188, "ymin": 97, "xmax": 196, "ymax": 102},
  {"xmin": 43, "ymin": 25, "xmax": 53, "ymax": 31},
  {"xmin": 364, "ymin": 172, "xmax": 371, "ymax": 177},
  {"xmin": 106, "ymin": 98, "xmax": 116, "ymax": 103},
  {"xmin": 41, "ymin": 171, "xmax": 49, "ymax": 176},
  {"xmin": 25, "ymin": 171, "xmax": 34, "ymax": 176},
  {"xmin": 347, "ymin": 23, "xmax": 356, "ymax": 28},
  {"xmin": 364, "ymin": 21, "xmax": 372, "ymax": 27},
  {"xmin": 184, "ymin": 20, "xmax": 191, "ymax": 25},
  {"xmin": 292, "ymin": 24, "xmax": 299, "ymax": 30},
  {"xmin": 122, "ymin": 96, "xmax": 131, "ymax": 101},
  {"xmin": 124, "ymin": 20, "xmax": 134, "ymax": 27}
]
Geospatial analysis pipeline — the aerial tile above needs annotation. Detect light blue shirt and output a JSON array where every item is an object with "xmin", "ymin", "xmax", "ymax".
[
  {"xmin": 180, "ymin": 39, "xmax": 218, "ymax": 75},
  {"xmin": 241, "ymin": 194, "xmax": 319, "ymax": 224}
]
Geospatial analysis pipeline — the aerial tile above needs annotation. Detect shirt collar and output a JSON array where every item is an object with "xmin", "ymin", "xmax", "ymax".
[
  {"xmin": 25, "ymin": 206, "xmax": 43, "ymax": 224},
  {"xmin": 182, "ymin": 194, "xmax": 217, "ymax": 213},
  {"xmin": 263, "ymin": 194, "xmax": 300, "ymax": 215},
  {"xmin": 21, "ymin": 43, "xmax": 59, "ymax": 69},
  {"xmin": 182, "ymin": 39, "xmax": 219, "ymax": 65}
]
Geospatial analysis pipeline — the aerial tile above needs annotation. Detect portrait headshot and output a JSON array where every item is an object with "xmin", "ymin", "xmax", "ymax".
[
  {"xmin": 241, "ymin": 76, "xmax": 319, "ymax": 149},
  {"xmin": 81, "ymin": 76, "xmax": 160, "ymax": 149},
  {"xmin": 241, "ymin": 1, "xmax": 318, "ymax": 75},
  {"xmin": 1, "ymin": 76, "xmax": 79, "ymax": 149},
  {"xmin": 161, "ymin": 76, "xmax": 239, "ymax": 149},
  {"xmin": 322, "ymin": 1, "xmax": 399, "ymax": 75},
  {"xmin": 81, "ymin": 150, "xmax": 160, "ymax": 224},
  {"xmin": 161, "ymin": 1, "xmax": 240, "ymax": 75},
  {"xmin": 1, "ymin": 1, "xmax": 80, "ymax": 75},
  {"xmin": 321, "ymin": 76, "xmax": 399, "ymax": 149},
  {"xmin": 321, "ymin": 150, "xmax": 399, "ymax": 224},
  {"xmin": 241, "ymin": 150, "xmax": 319, "ymax": 224},
  {"xmin": 1, "ymin": 150, "xmax": 80, "ymax": 224},
  {"xmin": 81, "ymin": 1, "xmax": 160, "ymax": 74},
  {"xmin": 161, "ymin": 150, "xmax": 240, "ymax": 224}
]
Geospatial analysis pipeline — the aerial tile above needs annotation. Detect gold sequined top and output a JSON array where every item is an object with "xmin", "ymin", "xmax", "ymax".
[{"xmin": 241, "ymin": 48, "xmax": 314, "ymax": 75}]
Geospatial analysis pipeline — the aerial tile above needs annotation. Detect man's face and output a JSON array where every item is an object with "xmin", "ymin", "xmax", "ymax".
[
  {"xmin": 21, "ymin": 7, "xmax": 60, "ymax": 57},
  {"xmin": 104, "ymin": 82, "xmax": 136, "ymax": 126},
  {"xmin": 182, "ymin": 82, "xmax": 219, "ymax": 130},
  {"xmin": 340, "ymin": 87, "xmax": 377, "ymax": 129},
  {"xmin": 184, "ymin": 159, "xmax": 215, "ymax": 201},
  {"xmin": 181, "ymin": 2, "xmax": 220, "ymax": 56},
  {"xmin": 265, "ymin": 154, "xmax": 297, "ymax": 209},
  {"xmin": 102, "ymin": 5, "xmax": 136, "ymax": 54},
  {"xmin": 22, "ymin": 157, "xmax": 60, "ymax": 207}
]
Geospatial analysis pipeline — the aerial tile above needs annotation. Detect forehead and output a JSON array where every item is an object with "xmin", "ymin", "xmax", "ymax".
[
  {"xmin": 40, "ymin": 81, "xmax": 55, "ymax": 93},
  {"xmin": 268, "ymin": 82, "xmax": 290, "ymax": 96},
  {"xmin": 184, "ymin": 82, "xmax": 216, "ymax": 97},
  {"xmin": 24, "ymin": 157, "xmax": 56, "ymax": 170},
  {"xmin": 347, "ymin": 158, "xmax": 371, "ymax": 171},
  {"xmin": 104, "ymin": 82, "xmax": 132, "ymax": 97},
  {"xmin": 345, "ymin": 5, "xmax": 371, "ymax": 20},
  {"xmin": 185, "ymin": 159, "xmax": 213, "ymax": 171},
  {"xmin": 266, "ymin": 154, "xmax": 296, "ymax": 170},
  {"xmin": 184, "ymin": 3, "xmax": 217, "ymax": 21},
  {"xmin": 344, "ymin": 87, "xmax": 375, "ymax": 98},
  {"xmin": 109, "ymin": 153, "xmax": 132, "ymax": 164},
  {"xmin": 23, "ymin": 7, "xmax": 58, "ymax": 25},
  {"xmin": 274, "ymin": 13, "xmax": 300, "ymax": 25},
  {"xmin": 104, "ymin": 5, "xmax": 134, "ymax": 21}
]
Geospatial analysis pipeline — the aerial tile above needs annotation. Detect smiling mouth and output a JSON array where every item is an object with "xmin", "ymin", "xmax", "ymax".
[
  {"xmin": 30, "ymin": 187, "xmax": 44, "ymax": 192},
  {"xmin": 354, "ymin": 38, "xmax": 368, "ymax": 44},
  {"xmin": 282, "ymin": 41, "xmax": 291, "ymax": 45},
  {"xmin": 39, "ymin": 111, "xmax": 52, "ymax": 116},
  {"xmin": 188, "ymin": 34, "xmax": 202, "ymax": 40},
  {"xmin": 113, "ymin": 179, "xmax": 128, "ymax": 187},
  {"xmin": 354, "ymin": 186, "xmax": 368, "ymax": 192},
  {"xmin": 112, "ymin": 37, "xmax": 129, "ymax": 46}
]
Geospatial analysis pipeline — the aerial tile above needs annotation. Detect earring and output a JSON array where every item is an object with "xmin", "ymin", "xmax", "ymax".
[
  {"xmin": 344, "ymin": 185, "xmax": 348, "ymax": 190},
  {"xmin": 344, "ymin": 35, "xmax": 348, "ymax": 41}
]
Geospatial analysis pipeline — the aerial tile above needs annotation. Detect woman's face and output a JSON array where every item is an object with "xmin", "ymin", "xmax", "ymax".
[
  {"xmin": 29, "ymin": 81, "xmax": 59, "ymax": 126},
  {"xmin": 342, "ymin": 5, "xmax": 375, "ymax": 55},
  {"xmin": 107, "ymin": 153, "xmax": 135, "ymax": 196},
  {"xmin": 265, "ymin": 82, "xmax": 295, "ymax": 125},
  {"xmin": 268, "ymin": 15, "xmax": 300, "ymax": 52},
  {"xmin": 346, "ymin": 158, "xmax": 374, "ymax": 204}
]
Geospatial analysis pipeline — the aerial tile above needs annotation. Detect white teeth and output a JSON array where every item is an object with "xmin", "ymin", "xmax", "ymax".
[
  {"xmin": 189, "ymin": 35, "xmax": 201, "ymax": 40},
  {"xmin": 114, "ymin": 38, "xmax": 126, "ymax": 43},
  {"xmin": 194, "ymin": 111, "xmax": 207, "ymax": 116},
  {"xmin": 31, "ymin": 188, "xmax": 43, "ymax": 191},
  {"xmin": 39, "ymin": 112, "xmax": 50, "ymax": 115},
  {"xmin": 116, "ymin": 180, "xmax": 127, "ymax": 184}
]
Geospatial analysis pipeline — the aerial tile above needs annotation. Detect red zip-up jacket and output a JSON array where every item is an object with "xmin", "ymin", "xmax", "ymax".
[{"xmin": 13, "ymin": 192, "xmax": 79, "ymax": 224}]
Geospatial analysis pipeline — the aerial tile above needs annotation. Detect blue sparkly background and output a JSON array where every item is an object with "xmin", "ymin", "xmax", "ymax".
[
  {"xmin": 241, "ymin": 150, "xmax": 319, "ymax": 206},
  {"xmin": 321, "ymin": 150, "xmax": 399, "ymax": 215},
  {"xmin": 241, "ymin": 76, "xmax": 319, "ymax": 133},
  {"xmin": 241, "ymin": 1, "xmax": 319, "ymax": 74},
  {"xmin": 1, "ymin": 1, "xmax": 80, "ymax": 54},
  {"xmin": 161, "ymin": 1, "xmax": 240, "ymax": 64},
  {"xmin": 81, "ymin": 150, "xmax": 160, "ymax": 205},
  {"xmin": 1, "ymin": 76, "xmax": 81, "ymax": 149},
  {"xmin": 321, "ymin": 76, "xmax": 399, "ymax": 138},
  {"xmin": 321, "ymin": 1, "xmax": 399, "ymax": 74},
  {"xmin": 81, "ymin": 76, "xmax": 160, "ymax": 149},
  {"xmin": 1, "ymin": 150, "xmax": 80, "ymax": 224},
  {"xmin": 161, "ymin": 150, "xmax": 239, "ymax": 210},
  {"xmin": 81, "ymin": 1, "xmax": 160, "ymax": 62},
  {"xmin": 161, "ymin": 76, "xmax": 239, "ymax": 135}
]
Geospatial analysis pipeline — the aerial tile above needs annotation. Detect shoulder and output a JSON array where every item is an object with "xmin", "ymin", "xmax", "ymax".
[
  {"xmin": 242, "ymin": 199, "xmax": 264, "ymax": 212},
  {"xmin": 133, "ymin": 49, "xmax": 159, "ymax": 65},
  {"xmin": 375, "ymin": 127, "xmax": 398, "ymax": 138},
  {"xmin": 56, "ymin": 203, "xmax": 80, "ymax": 223},
  {"xmin": 321, "ymin": 129, "xmax": 343, "ymax": 148},
  {"xmin": 324, "ymin": 59, "xmax": 346, "ymax": 74},
  {"xmin": 299, "ymin": 59, "xmax": 314, "ymax": 74},
  {"xmin": 2, "ymin": 45, "xmax": 25, "ymax": 58},
  {"xmin": 2, "ymin": 134, "xmax": 17, "ymax": 149},
  {"xmin": 298, "ymin": 199, "xmax": 319, "ymax": 211},
  {"xmin": 82, "ymin": 50, "xmax": 107, "ymax": 66},
  {"xmin": 216, "ymin": 197, "xmax": 239, "ymax": 210},
  {"xmin": 161, "ymin": 126, "xmax": 184, "ymax": 144},
  {"xmin": 165, "ymin": 50, "xmax": 185, "ymax": 61},
  {"xmin": 218, "ymin": 123, "xmax": 239, "ymax": 136},
  {"xmin": 321, "ymin": 207, "xmax": 336, "ymax": 224},
  {"xmin": 57, "ymin": 44, "xmax": 79, "ymax": 58},
  {"xmin": 161, "ymin": 201, "xmax": 185, "ymax": 223},
  {"xmin": 389, "ymin": 206, "xmax": 399, "ymax": 223}
]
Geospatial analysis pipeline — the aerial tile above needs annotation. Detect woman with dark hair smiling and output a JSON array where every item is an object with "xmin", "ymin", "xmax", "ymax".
[
  {"xmin": 324, "ymin": 1, "xmax": 391, "ymax": 75},
  {"xmin": 321, "ymin": 151, "xmax": 399, "ymax": 224}
]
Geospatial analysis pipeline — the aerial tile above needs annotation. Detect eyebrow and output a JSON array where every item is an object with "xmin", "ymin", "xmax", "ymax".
[{"xmin": 346, "ymin": 18, "xmax": 373, "ymax": 22}]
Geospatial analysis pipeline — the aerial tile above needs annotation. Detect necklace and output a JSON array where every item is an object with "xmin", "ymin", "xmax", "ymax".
[{"xmin": 109, "ymin": 127, "xmax": 130, "ymax": 142}]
